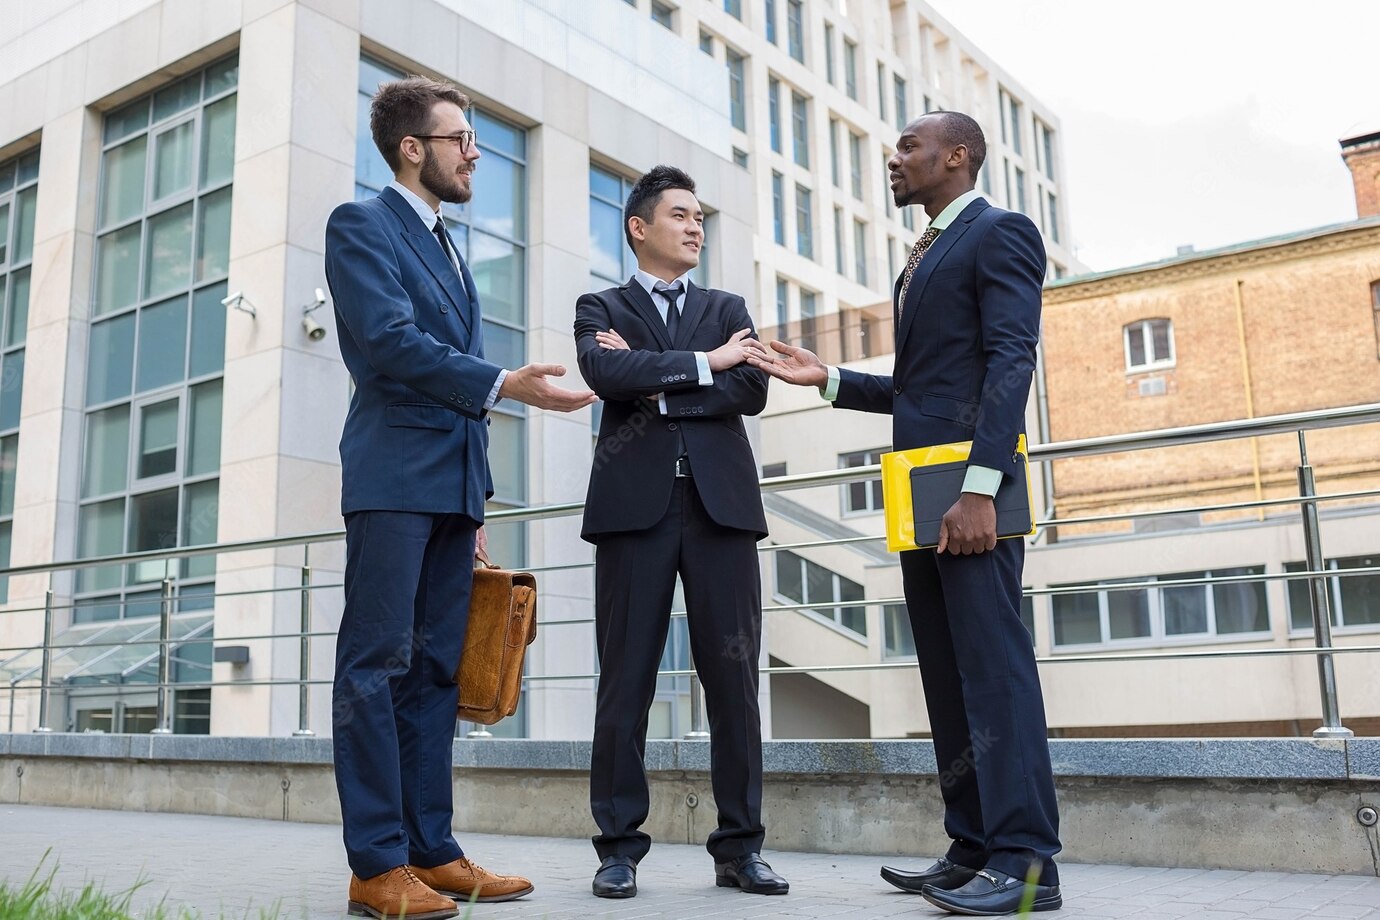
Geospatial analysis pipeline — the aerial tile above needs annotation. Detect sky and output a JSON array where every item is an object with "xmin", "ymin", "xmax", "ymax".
[{"xmin": 924, "ymin": 0, "xmax": 1380, "ymax": 272}]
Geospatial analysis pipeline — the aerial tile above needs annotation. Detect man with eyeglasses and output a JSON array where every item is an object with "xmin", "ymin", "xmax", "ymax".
[{"xmin": 324, "ymin": 74, "xmax": 596, "ymax": 920}]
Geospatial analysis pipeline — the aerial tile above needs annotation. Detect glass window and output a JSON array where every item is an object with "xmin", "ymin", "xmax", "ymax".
[
  {"xmin": 795, "ymin": 184, "xmax": 812, "ymax": 259},
  {"xmin": 102, "ymin": 136, "xmax": 147, "ymax": 228},
  {"xmin": 1105, "ymin": 580, "xmax": 1151, "ymax": 639},
  {"xmin": 138, "ymin": 398, "xmax": 180, "ymax": 479},
  {"xmin": 791, "ymin": 92, "xmax": 810, "ymax": 168},
  {"xmin": 1124, "ymin": 319, "xmax": 1174, "ymax": 371},
  {"xmin": 771, "ymin": 172, "xmax": 785, "ymax": 245},
  {"xmin": 786, "ymin": 0, "xmax": 804, "ymax": 62},
  {"xmin": 824, "ymin": 23, "xmax": 835, "ymax": 84},
  {"xmin": 726, "ymin": 50, "xmax": 746, "ymax": 132},
  {"xmin": 829, "ymin": 118, "xmax": 841, "ymax": 188},
  {"xmin": 1336, "ymin": 555, "xmax": 1380, "ymax": 626},
  {"xmin": 725, "ymin": 0, "xmax": 742, "ymax": 18},
  {"xmin": 144, "ymin": 203, "xmax": 194, "ymax": 299},
  {"xmin": 83, "ymin": 406, "xmax": 131, "ymax": 498},
  {"xmin": 6, "ymin": 268, "xmax": 29, "ymax": 348},
  {"xmin": 853, "ymin": 219, "xmax": 867, "ymax": 286},
  {"xmin": 187, "ymin": 380, "xmax": 222, "ymax": 477},
  {"xmin": 843, "ymin": 39, "xmax": 857, "ymax": 100},
  {"xmin": 883, "ymin": 604, "xmax": 915, "ymax": 657},
  {"xmin": 1213, "ymin": 567, "xmax": 1269, "ymax": 634},
  {"xmin": 840, "ymin": 448, "xmax": 884, "ymax": 513},
  {"xmin": 774, "ymin": 277, "xmax": 788, "ymax": 327},
  {"xmin": 768, "ymin": 77, "xmax": 782, "ymax": 153},
  {"xmin": 195, "ymin": 188, "xmax": 232, "ymax": 281},
  {"xmin": 893, "ymin": 75, "xmax": 908, "ymax": 130},
  {"xmin": 87, "ymin": 314, "xmax": 137, "ymax": 405},
  {"xmin": 699, "ymin": 30, "xmax": 714, "ymax": 54},
  {"xmin": 136, "ymin": 296, "xmax": 189, "ymax": 393},
  {"xmin": 152, "ymin": 121, "xmax": 195, "ymax": 201},
  {"xmin": 0, "ymin": 435, "xmax": 16, "ymax": 515},
  {"xmin": 0, "ymin": 350, "xmax": 20, "ymax": 432},
  {"xmin": 1052, "ymin": 589, "xmax": 1100, "ymax": 645},
  {"xmin": 650, "ymin": 1, "xmax": 673, "ymax": 28},
  {"xmin": 80, "ymin": 58, "xmax": 237, "ymax": 622},
  {"xmin": 849, "ymin": 132, "xmax": 863, "ymax": 200},
  {"xmin": 200, "ymin": 96, "xmax": 236, "ymax": 189},
  {"xmin": 833, "ymin": 207, "xmax": 845, "ymax": 275},
  {"xmin": 765, "ymin": 0, "xmax": 777, "ymax": 43}
]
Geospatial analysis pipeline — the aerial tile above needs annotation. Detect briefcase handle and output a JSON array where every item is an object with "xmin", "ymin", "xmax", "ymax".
[{"xmin": 474, "ymin": 548, "xmax": 500, "ymax": 570}]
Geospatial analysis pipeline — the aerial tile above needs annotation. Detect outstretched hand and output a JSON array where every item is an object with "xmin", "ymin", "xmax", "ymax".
[
  {"xmin": 743, "ymin": 339, "xmax": 829, "ymax": 389},
  {"xmin": 499, "ymin": 363, "xmax": 599, "ymax": 412}
]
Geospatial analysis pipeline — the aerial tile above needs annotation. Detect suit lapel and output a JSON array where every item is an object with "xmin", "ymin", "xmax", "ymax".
[
  {"xmin": 674, "ymin": 282, "xmax": 709, "ymax": 349},
  {"xmin": 379, "ymin": 187, "xmax": 472, "ymax": 335},
  {"xmin": 894, "ymin": 198, "xmax": 987, "ymax": 355},
  {"xmin": 618, "ymin": 280, "xmax": 673, "ymax": 350}
]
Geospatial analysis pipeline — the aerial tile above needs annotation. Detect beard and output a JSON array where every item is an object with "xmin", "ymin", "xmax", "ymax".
[{"xmin": 419, "ymin": 145, "xmax": 472, "ymax": 204}]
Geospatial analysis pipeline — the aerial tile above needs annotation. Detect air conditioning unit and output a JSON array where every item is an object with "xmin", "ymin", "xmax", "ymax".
[{"xmin": 1138, "ymin": 377, "xmax": 1167, "ymax": 397}]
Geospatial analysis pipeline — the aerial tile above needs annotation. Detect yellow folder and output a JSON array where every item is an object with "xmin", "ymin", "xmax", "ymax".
[{"xmin": 880, "ymin": 434, "xmax": 1036, "ymax": 553}]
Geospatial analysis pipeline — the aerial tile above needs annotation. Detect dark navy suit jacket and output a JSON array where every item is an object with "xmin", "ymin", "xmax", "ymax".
[
  {"xmin": 575, "ymin": 281, "xmax": 769, "ymax": 542},
  {"xmin": 324, "ymin": 186, "xmax": 503, "ymax": 519},
  {"xmin": 837, "ymin": 198, "xmax": 1044, "ymax": 478}
]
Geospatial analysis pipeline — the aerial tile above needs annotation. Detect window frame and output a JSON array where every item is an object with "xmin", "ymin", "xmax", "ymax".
[{"xmin": 1123, "ymin": 318, "xmax": 1176, "ymax": 373}]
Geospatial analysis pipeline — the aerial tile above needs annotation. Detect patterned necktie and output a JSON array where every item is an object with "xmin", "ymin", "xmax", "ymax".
[
  {"xmin": 432, "ymin": 217, "xmax": 457, "ymax": 273},
  {"xmin": 654, "ymin": 280, "xmax": 685, "ymax": 340},
  {"xmin": 896, "ymin": 226, "xmax": 943, "ymax": 317}
]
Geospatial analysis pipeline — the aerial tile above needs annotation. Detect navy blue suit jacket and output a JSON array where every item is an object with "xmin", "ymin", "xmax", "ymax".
[
  {"xmin": 325, "ymin": 186, "xmax": 503, "ymax": 518},
  {"xmin": 837, "ymin": 198, "xmax": 1044, "ymax": 478}
]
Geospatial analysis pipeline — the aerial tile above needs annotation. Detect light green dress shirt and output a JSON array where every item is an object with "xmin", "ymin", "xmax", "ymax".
[{"xmin": 821, "ymin": 190, "xmax": 1003, "ymax": 497}]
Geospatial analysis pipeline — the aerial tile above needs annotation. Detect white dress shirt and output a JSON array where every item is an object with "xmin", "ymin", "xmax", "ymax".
[{"xmin": 632, "ymin": 267, "xmax": 713, "ymax": 414}]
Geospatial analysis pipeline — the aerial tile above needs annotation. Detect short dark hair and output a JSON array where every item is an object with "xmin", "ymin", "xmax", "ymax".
[
  {"xmin": 370, "ymin": 75, "xmax": 470, "ymax": 173},
  {"xmin": 623, "ymin": 165, "xmax": 697, "ymax": 251},
  {"xmin": 926, "ymin": 110, "xmax": 986, "ymax": 181}
]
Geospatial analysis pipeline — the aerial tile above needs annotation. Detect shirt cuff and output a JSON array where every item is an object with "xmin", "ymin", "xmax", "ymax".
[
  {"xmin": 961, "ymin": 465, "xmax": 1003, "ymax": 497},
  {"xmin": 483, "ymin": 369, "xmax": 508, "ymax": 410},
  {"xmin": 657, "ymin": 393, "xmax": 668, "ymax": 415},
  {"xmin": 694, "ymin": 352, "xmax": 713, "ymax": 386},
  {"xmin": 821, "ymin": 365, "xmax": 841, "ymax": 401}
]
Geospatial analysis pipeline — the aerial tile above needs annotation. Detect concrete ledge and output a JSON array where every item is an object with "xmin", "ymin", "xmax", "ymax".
[
  {"xmin": 4, "ymin": 734, "xmax": 1368, "ymax": 780},
  {"xmin": 2, "ymin": 734, "xmax": 1377, "ymax": 875}
]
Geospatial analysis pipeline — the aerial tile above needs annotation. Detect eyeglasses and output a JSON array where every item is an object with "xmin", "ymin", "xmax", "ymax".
[{"xmin": 412, "ymin": 130, "xmax": 478, "ymax": 154}]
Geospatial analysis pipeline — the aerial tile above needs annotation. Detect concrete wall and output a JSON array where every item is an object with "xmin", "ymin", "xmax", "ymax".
[{"xmin": 2, "ymin": 734, "xmax": 1377, "ymax": 875}]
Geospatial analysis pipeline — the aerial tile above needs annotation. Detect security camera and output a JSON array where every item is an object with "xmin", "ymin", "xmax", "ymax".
[
  {"xmin": 301, "ymin": 313, "xmax": 327, "ymax": 341},
  {"xmin": 221, "ymin": 291, "xmax": 256, "ymax": 318},
  {"xmin": 301, "ymin": 288, "xmax": 330, "ymax": 341}
]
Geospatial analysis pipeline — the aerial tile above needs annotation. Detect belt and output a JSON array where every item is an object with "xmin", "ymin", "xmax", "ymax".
[{"xmin": 674, "ymin": 456, "xmax": 693, "ymax": 478}]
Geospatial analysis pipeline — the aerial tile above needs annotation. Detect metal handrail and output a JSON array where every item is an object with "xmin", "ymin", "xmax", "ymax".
[{"xmin": 3, "ymin": 401, "xmax": 1378, "ymax": 736}]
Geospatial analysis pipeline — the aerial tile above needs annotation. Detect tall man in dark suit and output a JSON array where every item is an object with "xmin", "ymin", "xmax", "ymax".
[
  {"xmin": 747, "ymin": 112, "xmax": 1062, "ymax": 915},
  {"xmin": 325, "ymin": 75, "xmax": 595, "ymax": 919},
  {"xmin": 574, "ymin": 166, "xmax": 789, "ymax": 900}
]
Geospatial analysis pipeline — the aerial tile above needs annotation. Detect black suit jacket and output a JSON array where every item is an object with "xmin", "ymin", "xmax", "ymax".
[
  {"xmin": 575, "ymin": 280, "xmax": 769, "ymax": 543},
  {"xmin": 836, "ymin": 198, "xmax": 1044, "ymax": 478}
]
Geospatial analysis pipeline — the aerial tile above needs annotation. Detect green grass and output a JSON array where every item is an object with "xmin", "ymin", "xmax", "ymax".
[
  {"xmin": 1, "ymin": 853, "xmax": 487, "ymax": 920},
  {"xmin": 0, "ymin": 852, "xmax": 281, "ymax": 920}
]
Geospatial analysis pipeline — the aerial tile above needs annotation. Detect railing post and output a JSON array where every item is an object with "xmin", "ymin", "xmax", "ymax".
[
  {"xmin": 294, "ymin": 547, "xmax": 315, "ymax": 737},
  {"xmin": 684, "ymin": 654, "xmax": 709, "ymax": 740},
  {"xmin": 34, "ymin": 579, "xmax": 54, "ymax": 733},
  {"xmin": 151, "ymin": 574, "xmax": 175, "ymax": 735},
  {"xmin": 1297, "ymin": 430, "xmax": 1352, "ymax": 739}
]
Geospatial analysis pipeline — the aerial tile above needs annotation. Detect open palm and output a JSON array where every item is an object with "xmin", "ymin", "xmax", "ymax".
[{"xmin": 745, "ymin": 339, "xmax": 829, "ymax": 389}]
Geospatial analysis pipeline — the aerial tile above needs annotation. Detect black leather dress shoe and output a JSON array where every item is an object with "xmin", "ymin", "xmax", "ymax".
[
  {"xmin": 592, "ymin": 855, "xmax": 637, "ymax": 899},
  {"xmin": 714, "ymin": 853, "xmax": 789, "ymax": 895},
  {"xmin": 880, "ymin": 856, "xmax": 979, "ymax": 893},
  {"xmin": 921, "ymin": 868, "xmax": 1062, "ymax": 916}
]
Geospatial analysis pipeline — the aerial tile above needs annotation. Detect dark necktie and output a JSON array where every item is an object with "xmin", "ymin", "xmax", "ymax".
[
  {"xmin": 654, "ymin": 280, "xmax": 684, "ymax": 340},
  {"xmin": 433, "ymin": 216, "xmax": 457, "ymax": 273},
  {"xmin": 897, "ymin": 226, "xmax": 942, "ymax": 318}
]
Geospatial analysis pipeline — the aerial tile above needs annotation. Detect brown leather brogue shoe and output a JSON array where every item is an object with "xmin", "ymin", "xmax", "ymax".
[
  {"xmin": 347, "ymin": 866, "xmax": 459, "ymax": 919},
  {"xmin": 410, "ymin": 856, "xmax": 535, "ymax": 903}
]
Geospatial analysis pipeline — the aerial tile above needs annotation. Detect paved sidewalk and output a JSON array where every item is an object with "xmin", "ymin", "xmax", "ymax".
[{"xmin": 0, "ymin": 804, "xmax": 1377, "ymax": 919}]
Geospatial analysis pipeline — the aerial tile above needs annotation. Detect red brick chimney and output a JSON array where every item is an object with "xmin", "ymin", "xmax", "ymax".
[{"xmin": 1341, "ymin": 130, "xmax": 1380, "ymax": 218}]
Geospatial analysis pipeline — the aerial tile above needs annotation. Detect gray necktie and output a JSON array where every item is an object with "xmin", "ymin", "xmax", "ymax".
[{"xmin": 654, "ymin": 280, "xmax": 685, "ymax": 340}]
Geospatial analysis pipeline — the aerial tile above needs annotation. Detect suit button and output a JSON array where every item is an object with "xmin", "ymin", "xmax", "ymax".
[
  {"xmin": 894, "ymin": 384, "xmax": 903, "ymax": 395},
  {"xmin": 668, "ymin": 423, "xmax": 678, "ymax": 431},
  {"xmin": 449, "ymin": 392, "xmax": 458, "ymax": 401},
  {"xmin": 440, "ymin": 303, "xmax": 448, "ymax": 314}
]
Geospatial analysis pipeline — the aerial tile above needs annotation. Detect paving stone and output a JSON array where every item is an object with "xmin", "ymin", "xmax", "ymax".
[{"xmin": 0, "ymin": 804, "xmax": 1377, "ymax": 919}]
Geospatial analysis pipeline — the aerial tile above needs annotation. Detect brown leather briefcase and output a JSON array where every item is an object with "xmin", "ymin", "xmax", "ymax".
[{"xmin": 454, "ymin": 553, "xmax": 537, "ymax": 725}]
